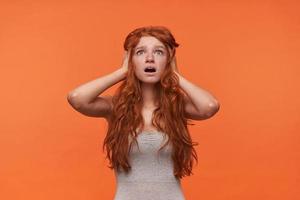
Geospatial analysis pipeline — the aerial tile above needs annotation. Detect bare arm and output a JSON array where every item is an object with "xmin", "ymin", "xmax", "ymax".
[
  {"xmin": 67, "ymin": 50, "xmax": 130, "ymax": 119},
  {"xmin": 67, "ymin": 68, "xmax": 126, "ymax": 118},
  {"xmin": 176, "ymin": 70, "xmax": 220, "ymax": 120},
  {"xmin": 171, "ymin": 56, "xmax": 220, "ymax": 120}
]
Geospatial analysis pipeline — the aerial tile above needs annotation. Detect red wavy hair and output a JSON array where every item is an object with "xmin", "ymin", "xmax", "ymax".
[{"xmin": 102, "ymin": 26, "xmax": 199, "ymax": 179}]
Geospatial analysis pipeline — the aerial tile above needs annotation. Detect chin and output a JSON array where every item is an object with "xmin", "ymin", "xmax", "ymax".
[{"xmin": 139, "ymin": 78, "xmax": 160, "ymax": 84}]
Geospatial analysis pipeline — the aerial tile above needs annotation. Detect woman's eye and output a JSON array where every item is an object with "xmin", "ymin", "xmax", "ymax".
[
  {"xmin": 136, "ymin": 49, "xmax": 164, "ymax": 55},
  {"xmin": 136, "ymin": 50, "xmax": 144, "ymax": 55},
  {"xmin": 155, "ymin": 50, "xmax": 164, "ymax": 55}
]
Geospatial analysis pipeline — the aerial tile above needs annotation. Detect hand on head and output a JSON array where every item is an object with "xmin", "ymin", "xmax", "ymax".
[
  {"xmin": 171, "ymin": 54, "xmax": 178, "ymax": 73},
  {"xmin": 121, "ymin": 49, "xmax": 131, "ymax": 72},
  {"xmin": 167, "ymin": 47, "xmax": 178, "ymax": 73}
]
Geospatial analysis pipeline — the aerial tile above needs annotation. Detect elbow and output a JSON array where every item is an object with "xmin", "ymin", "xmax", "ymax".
[
  {"xmin": 206, "ymin": 101, "xmax": 220, "ymax": 118},
  {"xmin": 67, "ymin": 92, "xmax": 83, "ymax": 109},
  {"xmin": 193, "ymin": 102, "xmax": 220, "ymax": 121}
]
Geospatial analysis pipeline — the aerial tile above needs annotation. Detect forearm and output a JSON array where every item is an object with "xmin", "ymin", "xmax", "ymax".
[
  {"xmin": 67, "ymin": 68, "xmax": 127, "ymax": 104},
  {"xmin": 174, "ymin": 71, "xmax": 220, "ymax": 115}
]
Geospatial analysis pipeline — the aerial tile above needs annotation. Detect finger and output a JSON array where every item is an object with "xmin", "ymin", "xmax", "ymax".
[
  {"xmin": 127, "ymin": 49, "xmax": 131, "ymax": 58},
  {"xmin": 172, "ymin": 56, "xmax": 176, "ymax": 64}
]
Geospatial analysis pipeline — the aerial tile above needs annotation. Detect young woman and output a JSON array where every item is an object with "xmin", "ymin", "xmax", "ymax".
[{"xmin": 67, "ymin": 26, "xmax": 220, "ymax": 200}]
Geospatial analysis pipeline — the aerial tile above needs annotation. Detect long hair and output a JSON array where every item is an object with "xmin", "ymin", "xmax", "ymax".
[{"xmin": 102, "ymin": 26, "xmax": 199, "ymax": 179}]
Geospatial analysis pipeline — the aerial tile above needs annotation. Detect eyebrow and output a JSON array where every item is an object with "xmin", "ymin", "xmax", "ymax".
[{"xmin": 135, "ymin": 45, "xmax": 166, "ymax": 50}]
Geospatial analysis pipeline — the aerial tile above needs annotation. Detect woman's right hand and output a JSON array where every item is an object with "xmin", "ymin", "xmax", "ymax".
[{"xmin": 120, "ymin": 50, "xmax": 131, "ymax": 72}]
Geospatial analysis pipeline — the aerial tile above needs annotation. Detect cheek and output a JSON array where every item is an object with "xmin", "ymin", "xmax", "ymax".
[
  {"xmin": 133, "ymin": 65, "xmax": 144, "ymax": 76},
  {"xmin": 132, "ymin": 56, "xmax": 143, "ymax": 66},
  {"xmin": 159, "ymin": 57, "xmax": 168, "ymax": 68}
]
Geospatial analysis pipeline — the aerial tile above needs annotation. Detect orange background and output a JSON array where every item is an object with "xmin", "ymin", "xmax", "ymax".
[{"xmin": 1, "ymin": 0, "xmax": 299, "ymax": 199}]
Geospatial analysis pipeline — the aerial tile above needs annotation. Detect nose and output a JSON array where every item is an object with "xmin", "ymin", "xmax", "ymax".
[{"xmin": 145, "ymin": 53, "xmax": 154, "ymax": 63}]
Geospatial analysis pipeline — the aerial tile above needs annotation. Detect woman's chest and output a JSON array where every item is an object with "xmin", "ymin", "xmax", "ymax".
[{"xmin": 141, "ymin": 107, "xmax": 159, "ymax": 132}]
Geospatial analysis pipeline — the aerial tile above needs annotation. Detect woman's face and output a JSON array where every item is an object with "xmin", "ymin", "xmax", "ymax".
[{"xmin": 132, "ymin": 36, "xmax": 168, "ymax": 83}]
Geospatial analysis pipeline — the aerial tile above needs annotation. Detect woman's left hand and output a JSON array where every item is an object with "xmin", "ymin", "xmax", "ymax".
[{"xmin": 171, "ymin": 55, "xmax": 179, "ymax": 74}]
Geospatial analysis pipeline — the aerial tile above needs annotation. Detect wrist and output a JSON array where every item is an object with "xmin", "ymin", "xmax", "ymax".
[{"xmin": 115, "ymin": 68, "xmax": 127, "ymax": 79}]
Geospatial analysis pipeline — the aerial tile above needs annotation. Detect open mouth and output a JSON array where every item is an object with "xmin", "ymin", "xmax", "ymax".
[{"xmin": 144, "ymin": 66, "xmax": 156, "ymax": 73}]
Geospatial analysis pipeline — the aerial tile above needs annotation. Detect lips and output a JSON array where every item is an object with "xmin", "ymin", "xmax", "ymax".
[{"xmin": 144, "ymin": 66, "xmax": 157, "ymax": 73}]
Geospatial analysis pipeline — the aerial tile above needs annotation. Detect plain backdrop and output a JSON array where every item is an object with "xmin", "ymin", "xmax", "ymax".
[{"xmin": 0, "ymin": 0, "xmax": 299, "ymax": 200}]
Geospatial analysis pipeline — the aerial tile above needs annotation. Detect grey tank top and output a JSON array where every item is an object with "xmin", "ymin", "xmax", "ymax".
[{"xmin": 113, "ymin": 130, "xmax": 186, "ymax": 200}]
